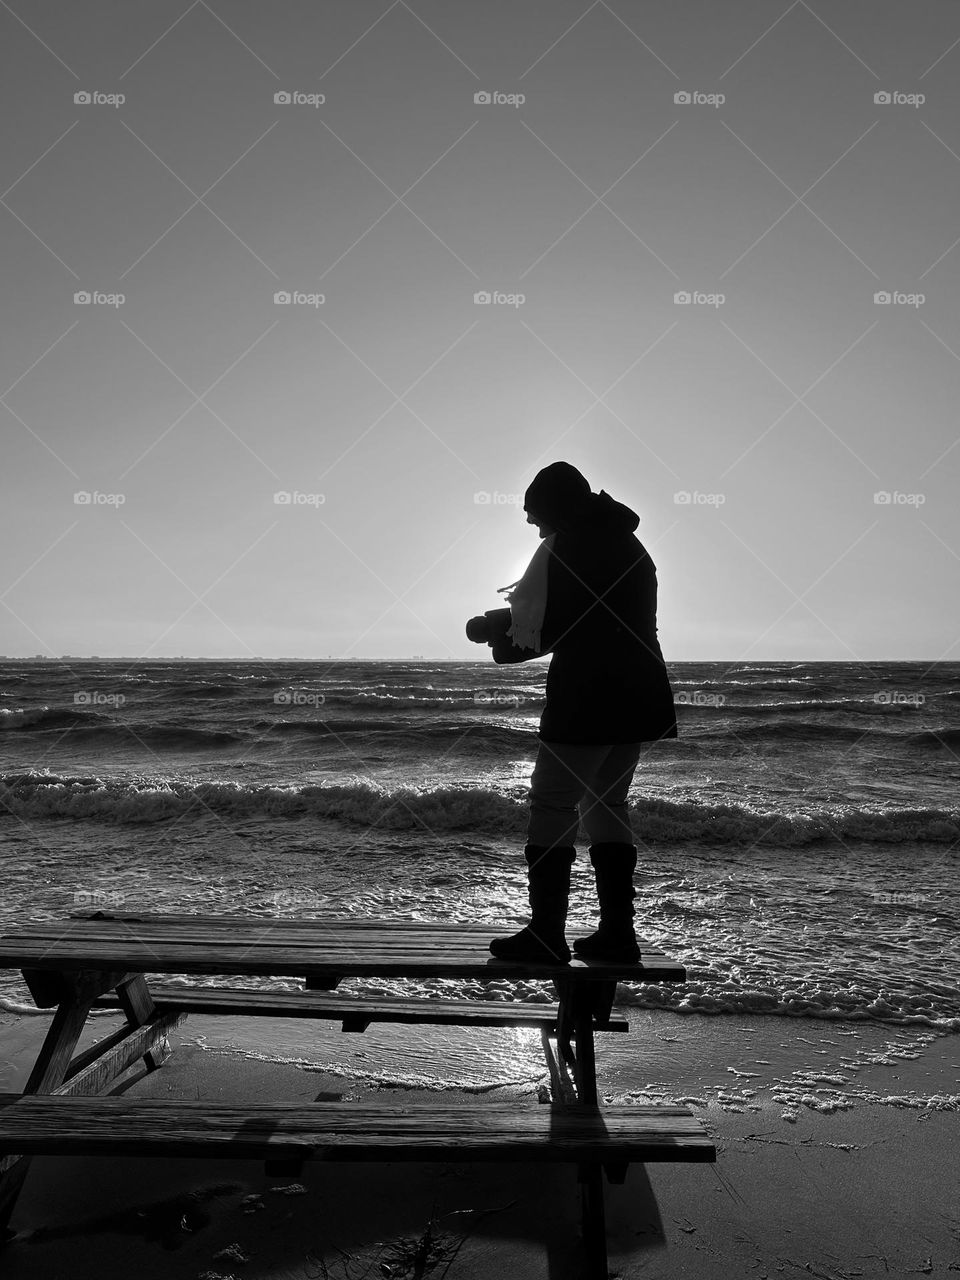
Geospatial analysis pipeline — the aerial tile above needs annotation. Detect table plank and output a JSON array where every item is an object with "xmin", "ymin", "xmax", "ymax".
[
  {"xmin": 0, "ymin": 916, "xmax": 685, "ymax": 983},
  {"xmin": 92, "ymin": 986, "xmax": 630, "ymax": 1031},
  {"xmin": 0, "ymin": 1096, "xmax": 716, "ymax": 1162}
]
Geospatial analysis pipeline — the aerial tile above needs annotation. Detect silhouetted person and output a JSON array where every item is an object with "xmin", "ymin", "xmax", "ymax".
[{"xmin": 466, "ymin": 462, "xmax": 677, "ymax": 963}]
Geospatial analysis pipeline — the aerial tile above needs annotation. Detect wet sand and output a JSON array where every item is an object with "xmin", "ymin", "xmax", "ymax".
[{"xmin": 1, "ymin": 1011, "xmax": 958, "ymax": 1278}]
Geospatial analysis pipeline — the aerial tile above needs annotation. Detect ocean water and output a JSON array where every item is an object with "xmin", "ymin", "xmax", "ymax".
[{"xmin": 1, "ymin": 658, "xmax": 958, "ymax": 1106}]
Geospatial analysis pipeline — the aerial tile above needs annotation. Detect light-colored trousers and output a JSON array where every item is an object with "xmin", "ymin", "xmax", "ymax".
[{"xmin": 526, "ymin": 741, "xmax": 643, "ymax": 848}]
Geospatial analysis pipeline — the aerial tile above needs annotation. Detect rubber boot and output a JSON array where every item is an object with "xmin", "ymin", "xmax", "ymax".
[
  {"xmin": 572, "ymin": 842, "xmax": 641, "ymax": 962},
  {"xmin": 489, "ymin": 844, "xmax": 575, "ymax": 963}
]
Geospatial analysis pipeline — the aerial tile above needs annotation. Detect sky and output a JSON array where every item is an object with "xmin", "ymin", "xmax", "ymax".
[{"xmin": 1, "ymin": 0, "xmax": 958, "ymax": 662}]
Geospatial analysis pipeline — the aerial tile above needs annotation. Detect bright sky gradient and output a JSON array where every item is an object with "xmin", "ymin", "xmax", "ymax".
[{"xmin": 2, "ymin": 1, "xmax": 959, "ymax": 661}]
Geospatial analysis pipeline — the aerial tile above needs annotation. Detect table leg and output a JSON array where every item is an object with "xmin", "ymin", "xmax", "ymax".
[
  {"xmin": 590, "ymin": 979, "xmax": 617, "ymax": 1027},
  {"xmin": 115, "ymin": 975, "xmax": 171, "ymax": 1071},
  {"xmin": 23, "ymin": 985, "xmax": 100, "ymax": 1097},
  {"xmin": 554, "ymin": 977, "xmax": 574, "ymax": 1060},
  {"xmin": 579, "ymin": 1164, "xmax": 610, "ymax": 1279},
  {"xmin": 554, "ymin": 981, "xmax": 611, "ymax": 1278},
  {"xmin": 553, "ymin": 979, "xmax": 617, "ymax": 1102},
  {"xmin": 0, "ymin": 980, "xmax": 96, "ymax": 1237},
  {"xmin": 0, "ymin": 968, "xmax": 138, "ymax": 1241},
  {"xmin": 555, "ymin": 982, "xmax": 600, "ymax": 1104},
  {"xmin": 572, "ymin": 1000, "xmax": 599, "ymax": 1105}
]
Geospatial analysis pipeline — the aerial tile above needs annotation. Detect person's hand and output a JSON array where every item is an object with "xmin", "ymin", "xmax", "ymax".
[{"xmin": 465, "ymin": 615, "xmax": 491, "ymax": 643}]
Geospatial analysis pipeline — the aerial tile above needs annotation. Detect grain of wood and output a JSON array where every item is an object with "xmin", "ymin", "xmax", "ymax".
[{"xmin": 0, "ymin": 1096, "xmax": 716, "ymax": 1162}]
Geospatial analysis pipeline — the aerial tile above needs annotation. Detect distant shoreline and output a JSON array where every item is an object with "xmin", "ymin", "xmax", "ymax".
[{"xmin": 0, "ymin": 657, "xmax": 948, "ymax": 664}]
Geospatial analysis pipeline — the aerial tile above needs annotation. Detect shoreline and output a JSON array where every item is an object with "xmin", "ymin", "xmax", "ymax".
[
  {"xmin": 0, "ymin": 1021, "xmax": 957, "ymax": 1278},
  {"xmin": 4, "ymin": 1004, "xmax": 958, "ymax": 1108}
]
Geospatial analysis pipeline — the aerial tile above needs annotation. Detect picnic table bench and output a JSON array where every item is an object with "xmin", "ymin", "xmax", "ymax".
[{"xmin": 0, "ymin": 912, "xmax": 715, "ymax": 1277}]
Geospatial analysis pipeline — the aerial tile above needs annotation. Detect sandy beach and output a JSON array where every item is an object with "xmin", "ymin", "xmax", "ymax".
[
  {"xmin": 2, "ymin": 1009, "xmax": 957, "ymax": 1279},
  {"xmin": 4, "ymin": 0, "xmax": 960, "ymax": 1267}
]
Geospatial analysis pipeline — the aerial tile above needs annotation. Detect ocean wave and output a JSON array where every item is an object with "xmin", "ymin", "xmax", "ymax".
[
  {"xmin": 256, "ymin": 718, "xmax": 533, "ymax": 747},
  {"xmin": 174, "ymin": 683, "xmax": 244, "ymax": 698},
  {"xmin": 695, "ymin": 721, "xmax": 888, "ymax": 744},
  {"xmin": 0, "ymin": 772, "xmax": 528, "ymax": 829},
  {"xmin": 683, "ymin": 698, "xmax": 926, "ymax": 717},
  {"xmin": 0, "ymin": 708, "xmax": 246, "ymax": 748},
  {"xmin": 0, "ymin": 707, "xmax": 535, "ymax": 753},
  {"xmin": 724, "ymin": 666, "xmax": 798, "ymax": 674},
  {"xmin": 2, "ymin": 770, "xmax": 957, "ymax": 843},
  {"xmin": 0, "ymin": 706, "xmax": 114, "ymax": 731},
  {"xmin": 126, "ymin": 725, "xmax": 247, "ymax": 747},
  {"xmin": 303, "ymin": 692, "xmax": 529, "ymax": 710},
  {"xmin": 0, "ymin": 993, "xmax": 57, "ymax": 1017},
  {"xmin": 264, "ymin": 687, "xmax": 543, "ymax": 711},
  {"xmin": 2, "ymin": 702, "xmax": 950, "ymax": 757},
  {"xmin": 615, "ymin": 981, "xmax": 960, "ymax": 1033},
  {"xmin": 907, "ymin": 727, "xmax": 960, "ymax": 748},
  {"xmin": 173, "ymin": 683, "xmax": 486, "ymax": 705}
]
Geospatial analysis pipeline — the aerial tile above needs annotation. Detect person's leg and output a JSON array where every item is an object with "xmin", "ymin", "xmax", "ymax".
[
  {"xmin": 578, "ymin": 742, "xmax": 642, "ymax": 845},
  {"xmin": 489, "ymin": 741, "xmax": 607, "ymax": 962},
  {"xmin": 526, "ymin": 740, "xmax": 610, "ymax": 848},
  {"xmin": 575, "ymin": 743, "xmax": 644, "ymax": 961}
]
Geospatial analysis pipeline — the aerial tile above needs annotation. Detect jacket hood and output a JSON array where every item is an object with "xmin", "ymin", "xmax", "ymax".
[{"xmin": 586, "ymin": 489, "xmax": 640, "ymax": 534}]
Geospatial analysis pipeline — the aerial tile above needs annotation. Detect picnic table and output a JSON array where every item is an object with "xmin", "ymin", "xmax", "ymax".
[{"xmin": 0, "ymin": 912, "xmax": 715, "ymax": 1277}]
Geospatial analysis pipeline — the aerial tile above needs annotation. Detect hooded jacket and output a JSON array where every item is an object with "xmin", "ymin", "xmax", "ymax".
[{"xmin": 485, "ymin": 490, "xmax": 678, "ymax": 745}]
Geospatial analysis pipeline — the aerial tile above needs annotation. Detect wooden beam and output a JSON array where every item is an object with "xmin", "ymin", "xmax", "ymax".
[
  {"xmin": 540, "ymin": 1030, "xmax": 577, "ymax": 1105},
  {"xmin": 57, "ymin": 1014, "xmax": 185, "ymax": 1099},
  {"xmin": 115, "ymin": 975, "xmax": 155, "ymax": 1026}
]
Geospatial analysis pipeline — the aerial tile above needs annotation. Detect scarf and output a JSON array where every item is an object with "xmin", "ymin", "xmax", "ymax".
[{"xmin": 496, "ymin": 533, "xmax": 556, "ymax": 652}]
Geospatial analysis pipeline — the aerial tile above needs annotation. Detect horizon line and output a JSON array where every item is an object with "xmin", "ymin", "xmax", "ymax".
[{"xmin": 0, "ymin": 655, "xmax": 948, "ymax": 664}]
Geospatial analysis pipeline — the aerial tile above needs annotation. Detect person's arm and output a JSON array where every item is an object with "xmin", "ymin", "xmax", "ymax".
[
  {"xmin": 483, "ymin": 607, "xmax": 550, "ymax": 665},
  {"xmin": 466, "ymin": 541, "xmax": 581, "ymax": 664},
  {"xmin": 486, "ymin": 541, "xmax": 592, "ymax": 663}
]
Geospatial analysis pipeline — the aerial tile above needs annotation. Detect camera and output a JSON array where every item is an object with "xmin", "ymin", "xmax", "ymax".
[
  {"xmin": 465, "ymin": 607, "xmax": 512, "ymax": 644},
  {"xmin": 466, "ymin": 614, "xmax": 492, "ymax": 643}
]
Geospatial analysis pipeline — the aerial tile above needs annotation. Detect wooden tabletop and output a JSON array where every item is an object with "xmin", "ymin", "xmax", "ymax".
[{"xmin": 0, "ymin": 912, "xmax": 686, "ymax": 983}]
